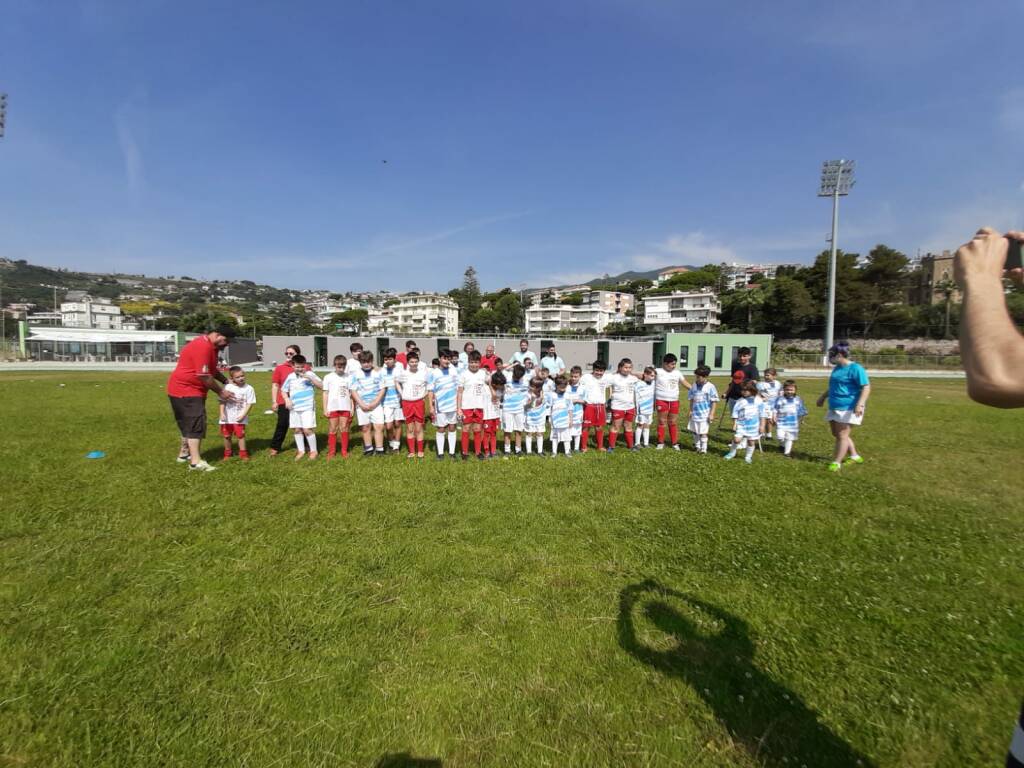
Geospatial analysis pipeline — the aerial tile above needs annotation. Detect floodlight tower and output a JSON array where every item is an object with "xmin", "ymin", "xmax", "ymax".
[{"xmin": 818, "ymin": 159, "xmax": 855, "ymax": 365}]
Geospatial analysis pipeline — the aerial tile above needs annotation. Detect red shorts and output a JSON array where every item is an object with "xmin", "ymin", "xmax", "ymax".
[
  {"xmin": 402, "ymin": 399, "xmax": 425, "ymax": 423},
  {"xmin": 483, "ymin": 418, "xmax": 500, "ymax": 432},
  {"xmin": 220, "ymin": 423, "xmax": 245, "ymax": 438},
  {"xmin": 611, "ymin": 408, "xmax": 636, "ymax": 422},
  {"xmin": 583, "ymin": 404, "xmax": 606, "ymax": 427},
  {"xmin": 461, "ymin": 408, "xmax": 483, "ymax": 424},
  {"xmin": 327, "ymin": 410, "xmax": 351, "ymax": 419},
  {"xmin": 655, "ymin": 400, "xmax": 679, "ymax": 415}
]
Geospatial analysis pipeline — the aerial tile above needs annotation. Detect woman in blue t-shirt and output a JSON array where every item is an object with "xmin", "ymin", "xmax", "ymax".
[{"xmin": 815, "ymin": 341, "xmax": 871, "ymax": 472}]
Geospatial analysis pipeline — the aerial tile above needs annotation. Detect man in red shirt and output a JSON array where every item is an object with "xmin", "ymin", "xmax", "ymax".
[
  {"xmin": 480, "ymin": 343, "xmax": 499, "ymax": 372},
  {"xmin": 167, "ymin": 326, "xmax": 237, "ymax": 471},
  {"xmin": 395, "ymin": 340, "xmax": 416, "ymax": 367},
  {"xmin": 269, "ymin": 344, "xmax": 302, "ymax": 456}
]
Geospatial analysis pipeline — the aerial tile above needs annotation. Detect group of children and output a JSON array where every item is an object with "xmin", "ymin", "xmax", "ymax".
[{"xmin": 214, "ymin": 341, "xmax": 810, "ymax": 464}]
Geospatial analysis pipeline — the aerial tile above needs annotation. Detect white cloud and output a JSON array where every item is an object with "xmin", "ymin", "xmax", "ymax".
[
  {"xmin": 114, "ymin": 105, "xmax": 143, "ymax": 191},
  {"xmin": 629, "ymin": 231, "xmax": 737, "ymax": 269}
]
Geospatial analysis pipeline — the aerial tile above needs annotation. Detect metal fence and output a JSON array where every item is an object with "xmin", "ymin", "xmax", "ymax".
[{"xmin": 772, "ymin": 351, "xmax": 963, "ymax": 370}]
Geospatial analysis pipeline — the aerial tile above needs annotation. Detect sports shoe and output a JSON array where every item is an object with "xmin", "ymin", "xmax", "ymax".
[
  {"xmin": 605, "ymin": 447, "xmax": 614, "ymax": 453},
  {"xmin": 827, "ymin": 462, "xmax": 841, "ymax": 472},
  {"xmin": 744, "ymin": 456, "xmax": 753, "ymax": 464},
  {"xmin": 436, "ymin": 452, "xmax": 445, "ymax": 461},
  {"xmin": 672, "ymin": 445, "xmax": 681, "ymax": 451},
  {"xmin": 188, "ymin": 460, "xmax": 217, "ymax": 472},
  {"xmin": 724, "ymin": 450, "xmax": 736, "ymax": 460},
  {"xmin": 307, "ymin": 452, "xmax": 318, "ymax": 460},
  {"xmin": 844, "ymin": 455, "xmax": 865, "ymax": 465},
  {"xmin": 176, "ymin": 454, "xmax": 190, "ymax": 463},
  {"xmin": 656, "ymin": 444, "xmax": 664, "ymax": 450}
]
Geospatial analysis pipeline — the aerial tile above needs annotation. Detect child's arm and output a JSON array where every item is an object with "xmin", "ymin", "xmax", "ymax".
[
  {"xmin": 219, "ymin": 401, "xmax": 227, "ymax": 421},
  {"xmin": 322, "ymin": 386, "xmax": 330, "ymax": 415},
  {"xmin": 456, "ymin": 385, "xmax": 464, "ymax": 413},
  {"xmin": 368, "ymin": 385, "xmax": 385, "ymax": 409}
]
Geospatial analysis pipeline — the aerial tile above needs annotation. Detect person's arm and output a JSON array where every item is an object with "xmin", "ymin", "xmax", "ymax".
[
  {"xmin": 282, "ymin": 382, "xmax": 294, "ymax": 410},
  {"xmin": 854, "ymin": 384, "xmax": 871, "ymax": 417},
  {"xmin": 955, "ymin": 227, "xmax": 1024, "ymax": 408},
  {"xmin": 322, "ymin": 384, "xmax": 330, "ymax": 415},
  {"xmin": 219, "ymin": 401, "xmax": 227, "ymax": 421},
  {"xmin": 456, "ymin": 385, "xmax": 464, "ymax": 413},
  {"xmin": 271, "ymin": 377, "xmax": 280, "ymax": 412},
  {"xmin": 198, "ymin": 373, "xmax": 231, "ymax": 399}
]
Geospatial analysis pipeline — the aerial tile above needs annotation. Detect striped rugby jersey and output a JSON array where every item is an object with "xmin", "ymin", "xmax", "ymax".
[
  {"xmin": 567, "ymin": 384, "xmax": 585, "ymax": 423},
  {"xmin": 635, "ymin": 379, "xmax": 655, "ymax": 416},
  {"xmin": 503, "ymin": 379, "xmax": 530, "ymax": 413},
  {"xmin": 688, "ymin": 381, "xmax": 720, "ymax": 421},
  {"xmin": 349, "ymin": 368, "xmax": 384, "ymax": 407},
  {"xmin": 429, "ymin": 366, "xmax": 459, "ymax": 413},
  {"xmin": 526, "ymin": 393, "xmax": 549, "ymax": 427},
  {"xmin": 549, "ymin": 391, "xmax": 573, "ymax": 429},
  {"xmin": 774, "ymin": 395, "xmax": 808, "ymax": 431},
  {"xmin": 282, "ymin": 371, "xmax": 321, "ymax": 412},
  {"xmin": 380, "ymin": 365, "xmax": 402, "ymax": 408},
  {"xmin": 732, "ymin": 396, "xmax": 763, "ymax": 436}
]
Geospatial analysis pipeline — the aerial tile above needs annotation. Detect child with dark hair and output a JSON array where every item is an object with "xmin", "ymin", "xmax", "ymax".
[
  {"xmin": 323, "ymin": 354, "xmax": 352, "ymax": 459},
  {"xmin": 502, "ymin": 364, "xmax": 529, "ymax": 455},
  {"xmin": 567, "ymin": 366, "xmax": 585, "ymax": 452},
  {"xmin": 724, "ymin": 380, "xmax": 762, "ymax": 464},
  {"xmin": 548, "ymin": 374, "xmax": 574, "ymax": 456},
  {"xmin": 687, "ymin": 365, "xmax": 719, "ymax": 454},
  {"xmin": 524, "ymin": 379, "xmax": 549, "ymax": 455},
  {"xmin": 351, "ymin": 350, "xmax": 386, "ymax": 456},
  {"xmin": 774, "ymin": 379, "xmax": 808, "ymax": 457},
  {"xmin": 457, "ymin": 350, "xmax": 488, "ymax": 460},
  {"xmin": 578, "ymin": 360, "xmax": 610, "ymax": 451},
  {"xmin": 397, "ymin": 352, "xmax": 429, "ymax": 458},
  {"xmin": 381, "ymin": 347, "xmax": 405, "ymax": 453},
  {"xmin": 655, "ymin": 352, "xmax": 690, "ymax": 450},
  {"xmin": 606, "ymin": 358, "xmax": 642, "ymax": 452},
  {"xmin": 429, "ymin": 351, "xmax": 460, "ymax": 459},
  {"xmin": 282, "ymin": 354, "xmax": 324, "ymax": 460},
  {"xmin": 634, "ymin": 366, "xmax": 656, "ymax": 448},
  {"xmin": 219, "ymin": 366, "xmax": 256, "ymax": 460},
  {"xmin": 483, "ymin": 370, "xmax": 505, "ymax": 458}
]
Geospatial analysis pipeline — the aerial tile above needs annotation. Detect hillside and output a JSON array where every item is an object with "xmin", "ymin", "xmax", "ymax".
[{"xmin": 582, "ymin": 264, "xmax": 699, "ymax": 287}]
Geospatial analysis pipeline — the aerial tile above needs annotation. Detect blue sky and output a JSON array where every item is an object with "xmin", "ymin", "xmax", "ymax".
[{"xmin": 1, "ymin": 0, "xmax": 1022, "ymax": 292}]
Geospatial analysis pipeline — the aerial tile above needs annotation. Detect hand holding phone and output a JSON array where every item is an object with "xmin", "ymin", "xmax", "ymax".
[{"xmin": 1006, "ymin": 237, "xmax": 1023, "ymax": 271}]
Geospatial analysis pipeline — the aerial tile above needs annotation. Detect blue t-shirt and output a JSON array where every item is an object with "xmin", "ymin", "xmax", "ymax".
[{"xmin": 828, "ymin": 362, "xmax": 870, "ymax": 410}]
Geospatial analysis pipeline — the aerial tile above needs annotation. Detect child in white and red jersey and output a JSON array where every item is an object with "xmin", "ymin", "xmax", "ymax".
[
  {"xmin": 219, "ymin": 366, "xmax": 256, "ymax": 460},
  {"xmin": 322, "ymin": 354, "xmax": 352, "ymax": 459}
]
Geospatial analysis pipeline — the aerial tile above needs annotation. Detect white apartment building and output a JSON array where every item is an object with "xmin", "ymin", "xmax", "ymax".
[
  {"xmin": 389, "ymin": 293, "xmax": 460, "ymax": 335},
  {"xmin": 61, "ymin": 297, "xmax": 124, "ymax": 329},
  {"xmin": 642, "ymin": 291, "xmax": 721, "ymax": 332},
  {"xmin": 583, "ymin": 289, "xmax": 634, "ymax": 315},
  {"xmin": 304, "ymin": 298, "xmax": 370, "ymax": 325},
  {"xmin": 366, "ymin": 306, "xmax": 394, "ymax": 333},
  {"xmin": 525, "ymin": 305, "xmax": 623, "ymax": 334},
  {"xmin": 720, "ymin": 262, "xmax": 797, "ymax": 290}
]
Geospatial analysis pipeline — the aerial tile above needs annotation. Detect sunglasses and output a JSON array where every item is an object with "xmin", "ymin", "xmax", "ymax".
[{"xmin": 285, "ymin": 351, "xmax": 296, "ymax": 357}]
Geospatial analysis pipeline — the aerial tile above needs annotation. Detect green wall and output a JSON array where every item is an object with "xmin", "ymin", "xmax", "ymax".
[{"xmin": 661, "ymin": 332, "xmax": 773, "ymax": 375}]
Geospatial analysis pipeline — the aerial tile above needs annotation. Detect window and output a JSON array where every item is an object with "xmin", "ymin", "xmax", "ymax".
[
  {"xmin": 679, "ymin": 346, "xmax": 689, "ymax": 367},
  {"xmin": 697, "ymin": 346, "xmax": 706, "ymax": 366},
  {"xmin": 731, "ymin": 346, "xmax": 739, "ymax": 364},
  {"xmin": 714, "ymin": 346, "xmax": 723, "ymax": 368}
]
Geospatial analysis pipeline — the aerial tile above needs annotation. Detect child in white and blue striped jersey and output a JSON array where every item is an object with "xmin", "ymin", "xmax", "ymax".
[
  {"xmin": 633, "ymin": 366, "xmax": 656, "ymax": 449},
  {"xmin": 687, "ymin": 365, "xmax": 719, "ymax": 454},
  {"xmin": 429, "ymin": 350, "xmax": 460, "ymax": 459},
  {"xmin": 773, "ymin": 380, "xmax": 808, "ymax": 457},
  {"xmin": 380, "ymin": 347, "xmax": 405, "ymax": 452},
  {"xmin": 756, "ymin": 368, "xmax": 782, "ymax": 439},
  {"xmin": 282, "ymin": 354, "xmax": 324, "ymax": 460},
  {"xmin": 502, "ymin": 364, "xmax": 530, "ymax": 455},
  {"xmin": 524, "ymin": 379, "xmax": 549, "ymax": 455},
  {"xmin": 567, "ymin": 366, "xmax": 585, "ymax": 452},
  {"xmin": 724, "ymin": 380, "xmax": 762, "ymax": 464},
  {"xmin": 548, "ymin": 375, "xmax": 575, "ymax": 456}
]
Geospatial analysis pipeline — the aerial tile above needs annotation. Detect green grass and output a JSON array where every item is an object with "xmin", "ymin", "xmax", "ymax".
[{"xmin": 1, "ymin": 372, "xmax": 1022, "ymax": 767}]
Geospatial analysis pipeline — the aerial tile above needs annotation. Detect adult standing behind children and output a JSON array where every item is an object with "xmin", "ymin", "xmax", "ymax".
[
  {"xmin": 508, "ymin": 339, "xmax": 539, "ymax": 370},
  {"xmin": 953, "ymin": 226, "xmax": 1024, "ymax": 768},
  {"xmin": 724, "ymin": 347, "xmax": 759, "ymax": 405},
  {"xmin": 395, "ymin": 340, "xmax": 416, "ymax": 367},
  {"xmin": 167, "ymin": 325, "xmax": 237, "ymax": 472},
  {"xmin": 480, "ymin": 344, "xmax": 500, "ymax": 372},
  {"xmin": 269, "ymin": 344, "xmax": 301, "ymax": 457},
  {"xmin": 541, "ymin": 345, "xmax": 566, "ymax": 377},
  {"xmin": 815, "ymin": 341, "xmax": 871, "ymax": 472}
]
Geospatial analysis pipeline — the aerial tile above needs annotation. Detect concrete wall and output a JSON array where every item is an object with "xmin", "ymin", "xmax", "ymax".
[
  {"xmin": 606, "ymin": 341, "xmax": 656, "ymax": 370},
  {"xmin": 224, "ymin": 338, "xmax": 259, "ymax": 365},
  {"xmin": 262, "ymin": 335, "xmax": 315, "ymax": 367},
  {"xmin": 775, "ymin": 338, "xmax": 960, "ymax": 354}
]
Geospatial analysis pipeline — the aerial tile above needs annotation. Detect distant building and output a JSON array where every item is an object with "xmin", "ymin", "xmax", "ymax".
[
  {"xmin": 524, "ymin": 304, "xmax": 623, "ymax": 334},
  {"xmin": 909, "ymin": 250, "xmax": 960, "ymax": 305},
  {"xmin": 654, "ymin": 267, "xmax": 691, "ymax": 286},
  {"xmin": 367, "ymin": 306, "xmax": 395, "ymax": 333},
  {"xmin": 61, "ymin": 296, "xmax": 124, "ymax": 329},
  {"xmin": 642, "ymin": 290, "xmax": 721, "ymax": 333},
  {"xmin": 524, "ymin": 284, "xmax": 591, "ymax": 305},
  {"xmin": 720, "ymin": 262, "xmax": 798, "ymax": 291},
  {"xmin": 582, "ymin": 290, "xmax": 635, "ymax": 315},
  {"xmin": 389, "ymin": 293, "xmax": 460, "ymax": 336}
]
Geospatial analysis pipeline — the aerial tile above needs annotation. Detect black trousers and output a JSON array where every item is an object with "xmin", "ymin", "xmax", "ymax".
[{"xmin": 270, "ymin": 406, "xmax": 291, "ymax": 451}]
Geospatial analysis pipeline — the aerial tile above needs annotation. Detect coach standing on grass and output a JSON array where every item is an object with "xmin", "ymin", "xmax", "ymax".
[
  {"xmin": 954, "ymin": 227, "xmax": 1024, "ymax": 768},
  {"xmin": 167, "ymin": 325, "xmax": 237, "ymax": 472},
  {"xmin": 269, "ymin": 344, "xmax": 301, "ymax": 457},
  {"xmin": 815, "ymin": 341, "xmax": 870, "ymax": 472}
]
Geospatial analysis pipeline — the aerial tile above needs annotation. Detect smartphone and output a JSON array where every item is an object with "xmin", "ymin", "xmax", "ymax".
[{"xmin": 1007, "ymin": 237, "xmax": 1023, "ymax": 271}]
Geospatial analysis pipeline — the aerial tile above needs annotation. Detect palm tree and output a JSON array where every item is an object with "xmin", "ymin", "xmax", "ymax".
[{"xmin": 733, "ymin": 286, "xmax": 767, "ymax": 333}]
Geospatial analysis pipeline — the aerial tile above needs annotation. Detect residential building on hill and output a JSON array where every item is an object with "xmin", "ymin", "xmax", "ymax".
[
  {"xmin": 524, "ymin": 304, "xmax": 623, "ymax": 334},
  {"xmin": 642, "ymin": 290, "xmax": 721, "ymax": 332},
  {"xmin": 61, "ymin": 297, "xmax": 125, "ymax": 329},
  {"xmin": 908, "ymin": 250, "xmax": 960, "ymax": 305},
  {"xmin": 390, "ymin": 293, "xmax": 460, "ymax": 335}
]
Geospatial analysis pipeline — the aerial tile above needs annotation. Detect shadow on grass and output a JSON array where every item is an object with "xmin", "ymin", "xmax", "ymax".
[
  {"xmin": 618, "ymin": 580, "xmax": 874, "ymax": 767},
  {"xmin": 374, "ymin": 754, "xmax": 442, "ymax": 767}
]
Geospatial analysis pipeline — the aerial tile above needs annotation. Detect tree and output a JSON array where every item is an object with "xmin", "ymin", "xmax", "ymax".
[
  {"xmin": 449, "ymin": 266, "xmax": 483, "ymax": 330},
  {"xmin": 492, "ymin": 293, "xmax": 523, "ymax": 332},
  {"xmin": 329, "ymin": 309, "xmax": 369, "ymax": 334},
  {"xmin": 723, "ymin": 286, "xmax": 767, "ymax": 333},
  {"xmin": 760, "ymin": 277, "xmax": 815, "ymax": 336}
]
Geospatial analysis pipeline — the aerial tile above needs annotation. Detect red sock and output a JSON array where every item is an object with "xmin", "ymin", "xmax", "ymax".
[
  {"xmin": 624, "ymin": 429, "xmax": 634, "ymax": 448},
  {"xmin": 239, "ymin": 449, "xmax": 249, "ymax": 459},
  {"xmin": 596, "ymin": 429, "xmax": 605, "ymax": 450},
  {"xmin": 582, "ymin": 428, "xmax": 589, "ymax": 451},
  {"xmin": 340, "ymin": 432, "xmax": 349, "ymax": 457},
  {"xmin": 328, "ymin": 433, "xmax": 337, "ymax": 457},
  {"xmin": 609, "ymin": 431, "xmax": 617, "ymax": 448},
  {"xmin": 224, "ymin": 448, "xmax": 232, "ymax": 458},
  {"xmin": 407, "ymin": 436, "xmax": 415, "ymax": 453},
  {"xmin": 490, "ymin": 431, "xmax": 497, "ymax": 453},
  {"xmin": 474, "ymin": 430, "xmax": 483, "ymax": 455},
  {"xmin": 657, "ymin": 425, "xmax": 665, "ymax": 444},
  {"xmin": 669, "ymin": 424, "xmax": 678, "ymax": 444},
  {"xmin": 462, "ymin": 430, "xmax": 470, "ymax": 454},
  {"xmin": 417, "ymin": 439, "xmax": 424, "ymax": 454}
]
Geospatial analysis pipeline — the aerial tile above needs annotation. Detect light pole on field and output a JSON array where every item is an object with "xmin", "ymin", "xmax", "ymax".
[{"xmin": 818, "ymin": 159, "xmax": 855, "ymax": 366}]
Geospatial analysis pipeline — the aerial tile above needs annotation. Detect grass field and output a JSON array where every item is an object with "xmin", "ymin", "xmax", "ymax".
[{"xmin": 1, "ymin": 371, "xmax": 1022, "ymax": 767}]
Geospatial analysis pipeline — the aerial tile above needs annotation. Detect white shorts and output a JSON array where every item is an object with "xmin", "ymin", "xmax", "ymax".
[
  {"xmin": 526, "ymin": 422, "xmax": 546, "ymax": 434},
  {"xmin": 688, "ymin": 417, "xmax": 710, "ymax": 435},
  {"xmin": 735, "ymin": 428, "xmax": 761, "ymax": 440},
  {"xmin": 383, "ymin": 404, "xmax": 405, "ymax": 423},
  {"xmin": 502, "ymin": 411, "xmax": 525, "ymax": 432},
  {"xmin": 356, "ymin": 405, "xmax": 385, "ymax": 426},
  {"xmin": 434, "ymin": 410, "xmax": 458, "ymax": 428},
  {"xmin": 636, "ymin": 412, "xmax": 653, "ymax": 426},
  {"xmin": 777, "ymin": 427, "xmax": 800, "ymax": 441},
  {"xmin": 570, "ymin": 420, "xmax": 582, "ymax": 437},
  {"xmin": 551, "ymin": 427, "xmax": 572, "ymax": 443},
  {"xmin": 827, "ymin": 409, "xmax": 864, "ymax": 426},
  {"xmin": 289, "ymin": 410, "xmax": 316, "ymax": 429}
]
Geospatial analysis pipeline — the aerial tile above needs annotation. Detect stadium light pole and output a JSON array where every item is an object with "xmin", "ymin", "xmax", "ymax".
[{"xmin": 818, "ymin": 159, "xmax": 855, "ymax": 366}]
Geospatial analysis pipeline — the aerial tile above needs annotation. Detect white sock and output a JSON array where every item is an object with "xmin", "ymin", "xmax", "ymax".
[
  {"xmin": 436, "ymin": 433, "xmax": 445, "ymax": 454},
  {"xmin": 551, "ymin": 437, "xmax": 559, "ymax": 454},
  {"xmin": 294, "ymin": 432, "xmax": 306, "ymax": 454},
  {"xmin": 447, "ymin": 431, "xmax": 457, "ymax": 454},
  {"xmin": 562, "ymin": 440, "xmax": 572, "ymax": 455},
  {"xmin": 745, "ymin": 443, "xmax": 755, "ymax": 460},
  {"xmin": 504, "ymin": 440, "xmax": 511, "ymax": 453},
  {"xmin": 306, "ymin": 434, "xmax": 317, "ymax": 453},
  {"xmin": 784, "ymin": 438, "xmax": 793, "ymax": 455},
  {"xmin": 643, "ymin": 428, "xmax": 650, "ymax": 445},
  {"xmin": 573, "ymin": 434, "xmax": 581, "ymax": 450},
  {"xmin": 700, "ymin": 435, "xmax": 708, "ymax": 452},
  {"xmin": 525, "ymin": 436, "xmax": 533, "ymax": 453}
]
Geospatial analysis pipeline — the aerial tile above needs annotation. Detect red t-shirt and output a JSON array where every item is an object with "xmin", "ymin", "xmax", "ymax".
[
  {"xmin": 395, "ymin": 352, "xmax": 408, "ymax": 366},
  {"xmin": 167, "ymin": 335, "xmax": 218, "ymax": 398},
  {"xmin": 480, "ymin": 355, "xmax": 498, "ymax": 372},
  {"xmin": 272, "ymin": 362, "xmax": 293, "ymax": 405}
]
